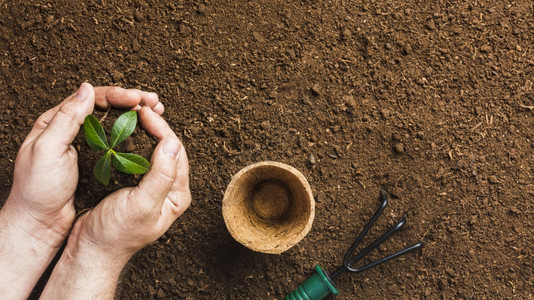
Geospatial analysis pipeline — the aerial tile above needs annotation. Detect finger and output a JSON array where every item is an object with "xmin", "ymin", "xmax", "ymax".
[
  {"xmin": 163, "ymin": 145, "xmax": 191, "ymax": 220},
  {"xmin": 94, "ymin": 87, "xmax": 142, "ymax": 110},
  {"xmin": 26, "ymin": 86, "xmax": 137, "ymax": 144},
  {"xmin": 153, "ymin": 102, "xmax": 164, "ymax": 115},
  {"xmin": 129, "ymin": 89, "xmax": 160, "ymax": 111},
  {"xmin": 23, "ymin": 103, "xmax": 64, "ymax": 145},
  {"xmin": 139, "ymin": 106, "xmax": 188, "ymax": 209},
  {"xmin": 36, "ymin": 82, "xmax": 95, "ymax": 149},
  {"xmin": 23, "ymin": 88, "xmax": 84, "ymax": 144},
  {"xmin": 138, "ymin": 106, "xmax": 175, "ymax": 139},
  {"xmin": 133, "ymin": 137, "xmax": 182, "ymax": 213},
  {"xmin": 94, "ymin": 87, "xmax": 163, "ymax": 115}
]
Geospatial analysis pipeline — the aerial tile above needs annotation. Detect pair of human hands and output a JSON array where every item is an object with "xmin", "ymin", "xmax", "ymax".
[{"xmin": 1, "ymin": 83, "xmax": 191, "ymax": 299}]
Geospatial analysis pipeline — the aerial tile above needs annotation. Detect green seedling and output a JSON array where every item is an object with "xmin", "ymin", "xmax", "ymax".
[{"xmin": 83, "ymin": 111, "xmax": 150, "ymax": 185}]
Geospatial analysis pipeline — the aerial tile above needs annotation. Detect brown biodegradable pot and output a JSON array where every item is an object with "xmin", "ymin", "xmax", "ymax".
[{"xmin": 222, "ymin": 161, "xmax": 315, "ymax": 254}]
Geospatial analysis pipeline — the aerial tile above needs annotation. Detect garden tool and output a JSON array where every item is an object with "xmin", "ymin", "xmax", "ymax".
[{"xmin": 285, "ymin": 189, "xmax": 423, "ymax": 300}]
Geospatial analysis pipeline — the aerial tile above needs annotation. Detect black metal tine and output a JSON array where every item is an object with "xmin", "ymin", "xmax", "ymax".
[
  {"xmin": 344, "ymin": 215, "xmax": 407, "ymax": 271},
  {"xmin": 330, "ymin": 215, "xmax": 406, "ymax": 279},
  {"xmin": 329, "ymin": 189, "xmax": 423, "ymax": 280},
  {"xmin": 342, "ymin": 189, "xmax": 388, "ymax": 268},
  {"xmin": 349, "ymin": 242, "xmax": 424, "ymax": 273}
]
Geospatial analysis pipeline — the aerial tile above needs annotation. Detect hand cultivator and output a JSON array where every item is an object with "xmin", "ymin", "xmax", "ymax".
[{"xmin": 285, "ymin": 189, "xmax": 423, "ymax": 300}]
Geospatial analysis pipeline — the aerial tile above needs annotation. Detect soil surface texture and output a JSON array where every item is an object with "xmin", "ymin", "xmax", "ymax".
[{"xmin": 1, "ymin": 0, "xmax": 533, "ymax": 299}]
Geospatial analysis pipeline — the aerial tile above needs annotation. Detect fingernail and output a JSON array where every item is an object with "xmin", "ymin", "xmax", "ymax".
[
  {"xmin": 154, "ymin": 102, "xmax": 165, "ymax": 114},
  {"xmin": 76, "ymin": 83, "xmax": 90, "ymax": 101},
  {"xmin": 162, "ymin": 139, "xmax": 180, "ymax": 158}
]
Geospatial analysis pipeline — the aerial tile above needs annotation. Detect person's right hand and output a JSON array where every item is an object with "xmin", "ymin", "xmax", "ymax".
[{"xmin": 41, "ymin": 106, "xmax": 191, "ymax": 299}]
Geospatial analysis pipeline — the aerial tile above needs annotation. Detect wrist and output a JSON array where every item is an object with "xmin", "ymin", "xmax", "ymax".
[
  {"xmin": 1, "ymin": 197, "xmax": 71, "ymax": 250},
  {"xmin": 0, "ymin": 203, "xmax": 68, "ymax": 299},
  {"xmin": 41, "ymin": 220, "xmax": 132, "ymax": 299},
  {"xmin": 64, "ymin": 234, "xmax": 132, "ymax": 273}
]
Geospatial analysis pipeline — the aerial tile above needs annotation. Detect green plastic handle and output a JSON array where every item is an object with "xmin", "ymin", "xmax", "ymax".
[{"xmin": 284, "ymin": 265, "xmax": 339, "ymax": 300}]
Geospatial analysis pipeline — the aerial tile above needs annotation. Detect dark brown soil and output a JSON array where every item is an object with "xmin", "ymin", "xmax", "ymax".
[{"xmin": 1, "ymin": 0, "xmax": 533, "ymax": 299}]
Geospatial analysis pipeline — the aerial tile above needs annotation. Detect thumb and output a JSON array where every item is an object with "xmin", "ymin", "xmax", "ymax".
[
  {"xmin": 133, "ymin": 138, "xmax": 181, "ymax": 211},
  {"xmin": 37, "ymin": 82, "xmax": 96, "ymax": 149}
]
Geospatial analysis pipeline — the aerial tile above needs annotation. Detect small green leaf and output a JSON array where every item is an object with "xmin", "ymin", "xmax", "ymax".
[
  {"xmin": 94, "ymin": 151, "xmax": 112, "ymax": 185},
  {"xmin": 84, "ymin": 115, "xmax": 109, "ymax": 150},
  {"xmin": 110, "ymin": 111, "xmax": 137, "ymax": 149},
  {"xmin": 112, "ymin": 152, "xmax": 150, "ymax": 175}
]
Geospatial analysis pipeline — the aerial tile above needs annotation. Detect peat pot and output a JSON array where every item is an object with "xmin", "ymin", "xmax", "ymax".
[{"xmin": 222, "ymin": 161, "xmax": 315, "ymax": 254}]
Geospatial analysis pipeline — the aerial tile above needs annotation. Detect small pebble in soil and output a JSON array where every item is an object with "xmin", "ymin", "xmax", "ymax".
[
  {"xmin": 417, "ymin": 77, "xmax": 428, "ymax": 85},
  {"xmin": 112, "ymin": 70, "xmax": 124, "ymax": 82},
  {"xmin": 311, "ymin": 83, "xmax": 321, "ymax": 95},
  {"xmin": 308, "ymin": 153, "xmax": 316, "ymax": 165},
  {"xmin": 260, "ymin": 120, "xmax": 270, "ymax": 130},
  {"xmin": 488, "ymin": 175, "xmax": 499, "ymax": 184},
  {"xmin": 269, "ymin": 90, "xmax": 278, "ymax": 99},
  {"xmin": 252, "ymin": 31, "xmax": 265, "ymax": 43},
  {"xmin": 45, "ymin": 15, "xmax": 54, "ymax": 24},
  {"xmin": 380, "ymin": 108, "xmax": 391, "ymax": 118},
  {"xmin": 179, "ymin": 24, "xmax": 191, "ymax": 37},
  {"xmin": 402, "ymin": 44, "xmax": 412, "ymax": 55},
  {"xmin": 132, "ymin": 38, "xmax": 140, "ymax": 52},
  {"xmin": 341, "ymin": 28, "xmax": 352, "ymax": 40},
  {"xmin": 342, "ymin": 95, "xmax": 356, "ymax": 109},
  {"xmin": 134, "ymin": 10, "xmax": 145, "ymax": 22},
  {"xmin": 197, "ymin": 3, "xmax": 206, "ymax": 14},
  {"xmin": 394, "ymin": 143, "xmax": 405, "ymax": 153},
  {"xmin": 480, "ymin": 45, "xmax": 492, "ymax": 53}
]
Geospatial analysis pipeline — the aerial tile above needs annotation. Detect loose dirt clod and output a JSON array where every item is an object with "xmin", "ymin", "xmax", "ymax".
[
  {"xmin": 381, "ymin": 108, "xmax": 391, "ymax": 118},
  {"xmin": 311, "ymin": 83, "xmax": 321, "ymax": 95},
  {"xmin": 179, "ymin": 24, "xmax": 191, "ymax": 36},
  {"xmin": 132, "ymin": 38, "xmax": 140, "ymax": 52},
  {"xmin": 480, "ymin": 45, "xmax": 493, "ymax": 53},
  {"xmin": 252, "ymin": 31, "xmax": 265, "ymax": 43},
  {"xmin": 341, "ymin": 28, "xmax": 351, "ymax": 40},
  {"xmin": 112, "ymin": 71, "xmax": 124, "ymax": 82},
  {"xmin": 394, "ymin": 143, "xmax": 405, "ymax": 153},
  {"xmin": 134, "ymin": 10, "xmax": 145, "ymax": 22},
  {"xmin": 260, "ymin": 120, "xmax": 270, "ymax": 130},
  {"xmin": 197, "ymin": 3, "xmax": 206, "ymax": 14}
]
